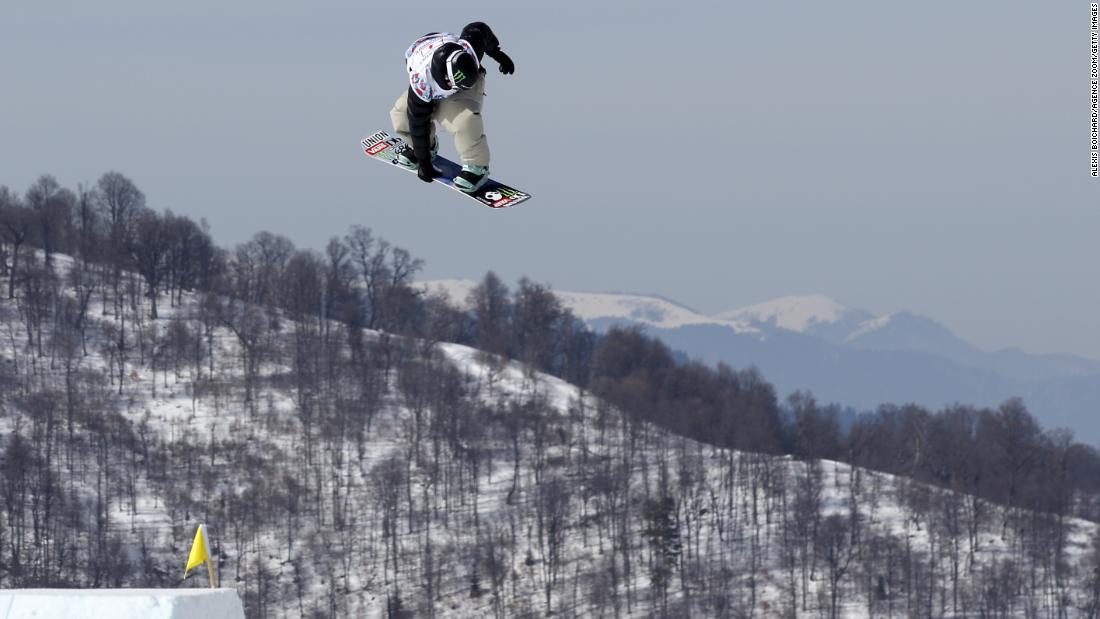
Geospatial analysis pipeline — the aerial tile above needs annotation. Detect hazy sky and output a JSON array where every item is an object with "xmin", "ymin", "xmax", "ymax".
[{"xmin": 2, "ymin": 1, "xmax": 1098, "ymax": 358}]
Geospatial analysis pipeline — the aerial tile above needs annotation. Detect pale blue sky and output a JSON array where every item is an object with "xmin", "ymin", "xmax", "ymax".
[{"xmin": 2, "ymin": 1, "xmax": 1098, "ymax": 358}]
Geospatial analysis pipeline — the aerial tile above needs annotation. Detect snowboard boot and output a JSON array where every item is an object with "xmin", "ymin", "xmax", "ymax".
[
  {"xmin": 395, "ymin": 142, "xmax": 438, "ymax": 170},
  {"xmin": 453, "ymin": 164, "xmax": 489, "ymax": 193}
]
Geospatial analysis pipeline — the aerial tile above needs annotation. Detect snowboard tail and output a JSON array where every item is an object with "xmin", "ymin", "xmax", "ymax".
[{"xmin": 361, "ymin": 130, "xmax": 531, "ymax": 209}]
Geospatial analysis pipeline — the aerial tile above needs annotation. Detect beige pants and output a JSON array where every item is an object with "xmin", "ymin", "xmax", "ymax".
[{"xmin": 389, "ymin": 75, "xmax": 489, "ymax": 167}]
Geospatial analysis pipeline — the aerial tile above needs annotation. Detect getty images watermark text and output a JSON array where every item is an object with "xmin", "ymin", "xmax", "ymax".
[{"xmin": 1092, "ymin": 3, "xmax": 1099, "ymax": 176}]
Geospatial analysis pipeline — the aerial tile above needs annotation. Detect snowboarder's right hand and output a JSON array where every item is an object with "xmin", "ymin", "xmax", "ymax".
[
  {"xmin": 487, "ymin": 49, "xmax": 515, "ymax": 75},
  {"xmin": 417, "ymin": 162, "xmax": 442, "ymax": 183}
]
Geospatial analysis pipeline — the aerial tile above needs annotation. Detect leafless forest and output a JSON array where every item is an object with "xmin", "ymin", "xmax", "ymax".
[{"xmin": 2, "ymin": 173, "xmax": 1100, "ymax": 617}]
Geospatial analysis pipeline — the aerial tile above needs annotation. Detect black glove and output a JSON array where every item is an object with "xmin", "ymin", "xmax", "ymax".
[
  {"xmin": 417, "ymin": 161, "xmax": 442, "ymax": 183},
  {"xmin": 487, "ymin": 49, "xmax": 515, "ymax": 75}
]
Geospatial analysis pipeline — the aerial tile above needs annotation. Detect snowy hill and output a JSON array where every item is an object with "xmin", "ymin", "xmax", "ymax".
[
  {"xmin": 1, "ymin": 256, "xmax": 1099, "ymax": 618},
  {"xmin": 424, "ymin": 280, "xmax": 1100, "ymax": 444},
  {"xmin": 422, "ymin": 278, "xmax": 758, "ymax": 333},
  {"xmin": 716, "ymin": 294, "xmax": 873, "ymax": 339}
]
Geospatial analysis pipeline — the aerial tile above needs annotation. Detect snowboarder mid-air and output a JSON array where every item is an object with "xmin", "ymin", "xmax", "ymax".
[{"xmin": 389, "ymin": 22, "xmax": 515, "ymax": 192}]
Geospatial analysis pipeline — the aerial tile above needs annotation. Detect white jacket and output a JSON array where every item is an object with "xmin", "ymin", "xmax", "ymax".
[{"xmin": 404, "ymin": 33, "xmax": 479, "ymax": 103}]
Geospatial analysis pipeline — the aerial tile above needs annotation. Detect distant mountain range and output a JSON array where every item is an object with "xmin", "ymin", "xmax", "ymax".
[{"xmin": 422, "ymin": 280, "xmax": 1100, "ymax": 445}]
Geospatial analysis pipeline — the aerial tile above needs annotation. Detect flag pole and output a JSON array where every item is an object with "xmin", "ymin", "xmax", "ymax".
[{"xmin": 203, "ymin": 525, "xmax": 217, "ymax": 589}]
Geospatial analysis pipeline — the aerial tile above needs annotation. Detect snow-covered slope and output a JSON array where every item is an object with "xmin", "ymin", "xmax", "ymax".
[
  {"xmin": 3, "ymin": 259, "xmax": 1098, "ymax": 617},
  {"xmin": 421, "ymin": 278, "xmax": 759, "ymax": 333},
  {"xmin": 552, "ymin": 289, "xmax": 758, "ymax": 332},
  {"xmin": 0, "ymin": 590, "xmax": 245, "ymax": 619},
  {"xmin": 716, "ymin": 294, "xmax": 868, "ymax": 334}
]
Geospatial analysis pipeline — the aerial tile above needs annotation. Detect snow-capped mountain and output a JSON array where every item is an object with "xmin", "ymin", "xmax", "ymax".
[
  {"xmin": 844, "ymin": 310, "xmax": 983, "ymax": 359},
  {"xmin": 421, "ymin": 278, "xmax": 759, "ymax": 334},
  {"xmin": 423, "ymin": 280, "xmax": 1100, "ymax": 444},
  {"xmin": 716, "ymin": 294, "xmax": 874, "ymax": 341}
]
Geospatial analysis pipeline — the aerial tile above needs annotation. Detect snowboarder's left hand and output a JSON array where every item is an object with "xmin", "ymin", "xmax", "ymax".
[{"xmin": 488, "ymin": 49, "xmax": 515, "ymax": 75}]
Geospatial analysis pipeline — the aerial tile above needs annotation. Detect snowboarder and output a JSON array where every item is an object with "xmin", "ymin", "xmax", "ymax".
[{"xmin": 388, "ymin": 22, "xmax": 515, "ymax": 192}]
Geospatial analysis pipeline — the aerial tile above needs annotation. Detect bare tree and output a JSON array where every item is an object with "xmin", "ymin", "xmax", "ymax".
[
  {"xmin": 817, "ymin": 514, "xmax": 856, "ymax": 619},
  {"xmin": 468, "ymin": 271, "xmax": 510, "ymax": 356},
  {"xmin": 1085, "ymin": 530, "xmax": 1100, "ymax": 618},
  {"xmin": 373, "ymin": 455, "xmax": 408, "ymax": 612},
  {"xmin": 1, "ymin": 188, "xmax": 33, "ymax": 300},
  {"xmin": 641, "ymin": 495, "xmax": 681, "ymax": 613},
  {"xmin": 24, "ymin": 175, "xmax": 74, "ymax": 268},
  {"xmin": 127, "ymin": 209, "xmax": 169, "ymax": 319},
  {"xmin": 537, "ymin": 476, "xmax": 571, "ymax": 612},
  {"xmin": 95, "ymin": 172, "xmax": 145, "ymax": 238}
]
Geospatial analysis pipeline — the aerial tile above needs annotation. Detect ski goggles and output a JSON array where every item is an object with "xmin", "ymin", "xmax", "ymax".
[{"xmin": 445, "ymin": 49, "xmax": 479, "ymax": 90}]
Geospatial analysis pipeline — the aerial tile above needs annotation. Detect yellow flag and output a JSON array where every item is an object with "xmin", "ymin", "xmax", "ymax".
[{"xmin": 184, "ymin": 524, "xmax": 209, "ymax": 578}]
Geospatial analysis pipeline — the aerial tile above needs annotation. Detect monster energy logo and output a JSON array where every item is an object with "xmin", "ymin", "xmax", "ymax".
[
  {"xmin": 452, "ymin": 70, "xmax": 467, "ymax": 84},
  {"xmin": 494, "ymin": 187, "xmax": 526, "ymax": 199}
]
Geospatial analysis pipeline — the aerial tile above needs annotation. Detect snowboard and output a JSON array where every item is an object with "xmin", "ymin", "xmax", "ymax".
[{"xmin": 361, "ymin": 130, "xmax": 531, "ymax": 209}]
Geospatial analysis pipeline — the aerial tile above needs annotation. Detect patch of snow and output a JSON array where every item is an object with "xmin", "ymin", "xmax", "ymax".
[
  {"xmin": 420, "ymin": 279, "xmax": 760, "ymax": 334},
  {"xmin": 716, "ymin": 294, "xmax": 852, "ymax": 332},
  {"xmin": 419, "ymin": 278, "xmax": 479, "ymax": 306},
  {"xmin": 0, "ymin": 589, "xmax": 245, "ymax": 619},
  {"xmin": 845, "ymin": 313, "xmax": 895, "ymax": 342}
]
